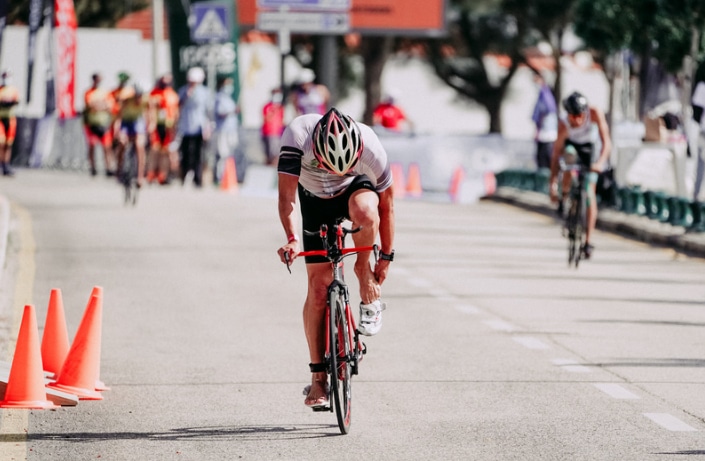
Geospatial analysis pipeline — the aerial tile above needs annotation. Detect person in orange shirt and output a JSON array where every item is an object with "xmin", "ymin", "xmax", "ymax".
[
  {"xmin": 0, "ymin": 70, "xmax": 20, "ymax": 177},
  {"xmin": 261, "ymin": 88, "xmax": 285, "ymax": 165},
  {"xmin": 83, "ymin": 72, "xmax": 116, "ymax": 177},
  {"xmin": 147, "ymin": 73, "xmax": 179, "ymax": 184}
]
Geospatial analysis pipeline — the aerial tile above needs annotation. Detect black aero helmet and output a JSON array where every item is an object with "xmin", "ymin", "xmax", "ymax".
[{"xmin": 563, "ymin": 91, "xmax": 588, "ymax": 116}]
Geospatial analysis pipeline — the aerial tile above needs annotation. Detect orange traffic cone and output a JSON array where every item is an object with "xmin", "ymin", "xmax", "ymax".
[
  {"xmin": 89, "ymin": 286, "xmax": 110, "ymax": 392},
  {"xmin": 0, "ymin": 305, "xmax": 58, "ymax": 409},
  {"xmin": 449, "ymin": 166, "xmax": 465, "ymax": 203},
  {"xmin": 406, "ymin": 163, "xmax": 423, "ymax": 198},
  {"xmin": 41, "ymin": 288, "xmax": 70, "ymax": 379},
  {"xmin": 390, "ymin": 162, "xmax": 406, "ymax": 199},
  {"xmin": 47, "ymin": 294, "xmax": 104, "ymax": 400},
  {"xmin": 220, "ymin": 157, "xmax": 238, "ymax": 193}
]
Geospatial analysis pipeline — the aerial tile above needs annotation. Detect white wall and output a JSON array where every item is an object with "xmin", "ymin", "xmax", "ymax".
[{"xmin": 0, "ymin": 25, "xmax": 170, "ymax": 117}]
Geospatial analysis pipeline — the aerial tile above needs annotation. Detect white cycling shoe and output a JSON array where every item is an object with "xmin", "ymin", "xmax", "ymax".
[{"xmin": 358, "ymin": 300, "xmax": 386, "ymax": 336}]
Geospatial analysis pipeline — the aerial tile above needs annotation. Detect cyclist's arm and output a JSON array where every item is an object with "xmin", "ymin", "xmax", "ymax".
[
  {"xmin": 374, "ymin": 186, "xmax": 395, "ymax": 284},
  {"xmin": 277, "ymin": 172, "xmax": 301, "ymax": 261},
  {"xmin": 590, "ymin": 106, "xmax": 612, "ymax": 172}
]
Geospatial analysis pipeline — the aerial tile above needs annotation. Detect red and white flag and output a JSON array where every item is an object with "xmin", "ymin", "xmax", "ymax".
[{"xmin": 54, "ymin": 0, "xmax": 77, "ymax": 119}]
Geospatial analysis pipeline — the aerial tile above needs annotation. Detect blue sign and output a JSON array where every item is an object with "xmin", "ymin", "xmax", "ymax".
[
  {"xmin": 257, "ymin": 0, "xmax": 350, "ymax": 10},
  {"xmin": 190, "ymin": 3, "xmax": 231, "ymax": 43}
]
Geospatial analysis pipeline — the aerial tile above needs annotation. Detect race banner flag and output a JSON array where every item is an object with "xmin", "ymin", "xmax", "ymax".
[
  {"xmin": 0, "ymin": 0, "xmax": 8, "ymax": 65},
  {"xmin": 55, "ymin": 0, "xmax": 77, "ymax": 118},
  {"xmin": 27, "ymin": 0, "xmax": 43, "ymax": 103}
]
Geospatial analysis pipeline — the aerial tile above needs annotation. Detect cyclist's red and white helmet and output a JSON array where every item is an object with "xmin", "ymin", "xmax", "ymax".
[{"xmin": 312, "ymin": 108, "xmax": 364, "ymax": 176}]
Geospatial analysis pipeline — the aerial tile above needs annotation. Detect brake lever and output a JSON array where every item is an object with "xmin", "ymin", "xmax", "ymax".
[{"xmin": 284, "ymin": 251, "xmax": 292, "ymax": 274}]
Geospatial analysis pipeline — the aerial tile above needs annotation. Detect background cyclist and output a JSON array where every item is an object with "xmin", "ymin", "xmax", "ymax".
[
  {"xmin": 549, "ymin": 91, "xmax": 612, "ymax": 259},
  {"xmin": 276, "ymin": 108, "xmax": 395, "ymax": 410},
  {"xmin": 115, "ymin": 82, "xmax": 149, "ymax": 188}
]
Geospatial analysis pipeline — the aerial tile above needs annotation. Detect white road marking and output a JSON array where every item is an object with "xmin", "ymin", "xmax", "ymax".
[
  {"xmin": 593, "ymin": 383, "xmax": 640, "ymax": 400},
  {"xmin": 512, "ymin": 336, "xmax": 550, "ymax": 350},
  {"xmin": 552, "ymin": 358, "xmax": 591, "ymax": 373},
  {"xmin": 454, "ymin": 304, "xmax": 483, "ymax": 315},
  {"xmin": 484, "ymin": 319, "xmax": 517, "ymax": 332},
  {"xmin": 409, "ymin": 277, "xmax": 433, "ymax": 288},
  {"xmin": 643, "ymin": 413, "xmax": 697, "ymax": 432}
]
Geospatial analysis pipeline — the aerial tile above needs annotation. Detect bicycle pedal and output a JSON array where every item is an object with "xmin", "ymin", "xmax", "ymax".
[
  {"xmin": 361, "ymin": 342, "xmax": 367, "ymax": 355},
  {"xmin": 311, "ymin": 405, "xmax": 331, "ymax": 412}
]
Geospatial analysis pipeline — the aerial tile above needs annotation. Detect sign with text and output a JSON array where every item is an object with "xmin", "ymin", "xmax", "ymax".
[
  {"xmin": 257, "ymin": 0, "xmax": 350, "ymax": 10},
  {"xmin": 257, "ymin": 11, "xmax": 349, "ymax": 32},
  {"xmin": 240, "ymin": 0, "xmax": 447, "ymax": 36},
  {"xmin": 190, "ymin": 3, "xmax": 231, "ymax": 42}
]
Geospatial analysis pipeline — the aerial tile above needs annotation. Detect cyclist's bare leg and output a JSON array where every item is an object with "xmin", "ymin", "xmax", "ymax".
[
  {"xmin": 303, "ymin": 262, "xmax": 333, "ymax": 405},
  {"xmin": 348, "ymin": 189, "xmax": 381, "ymax": 304},
  {"xmin": 585, "ymin": 181, "xmax": 598, "ymax": 245},
  {"xmin": 134, "ymin": 134, "xmax": 147, "ymax": 187}
]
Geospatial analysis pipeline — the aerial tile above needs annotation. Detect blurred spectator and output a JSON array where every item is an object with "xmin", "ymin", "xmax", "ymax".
[
  {"xmin": 292, "ymin": 68, "xmax": 329, "ymax": 115},
  {"xmin": 372, "ymin": 89, "xmax": 415, "ymax": 133},
  {"xmin": 212, "ymin": 75, "xmax": 239, "ymax": 184},
  {"xmin": 531, "ymin": 74, "xmax": 558, "ymax": 170},
  {"xmin": 261, "ymin": 88, "xmax": 285, "ymax": 166},
  {"xmin": 177, "ymin": 67, "xmax": 212, "ymax": 188},
  {"xmin": 0, "ymin": 70, "xmax": 19, "ymax": 177},
  {"xmin": 115, "ymin": 81, "xmax": 149, "ymax": 187},
  {"xmin": 83, "ymin": 72, "xmax": 116, "ymax": 177},
  {"xmin": 692, "ymin": 61, "xmax": 705, "ymax": 201},
  {"xmin": 147, "ymin": 73, "xmax": 179, "ymax": 185}
]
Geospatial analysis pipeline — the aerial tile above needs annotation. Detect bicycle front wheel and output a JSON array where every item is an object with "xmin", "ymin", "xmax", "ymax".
[
  {"xmin": 566, "ymin": 197, "xmax": 579, "ymax": 266},
  {"xmin": 329, "ymin": 285, "xmax": 352, "ymax": 434}
]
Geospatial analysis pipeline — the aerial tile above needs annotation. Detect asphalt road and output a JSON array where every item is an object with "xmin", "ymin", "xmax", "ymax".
[{"xmin": 0, "ymin": 169, "xmax": 704, "ymax": 461}]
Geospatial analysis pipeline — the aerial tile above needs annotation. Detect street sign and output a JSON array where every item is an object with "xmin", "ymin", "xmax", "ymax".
[
  {"xmin": 190, "ymin": 3, "xmax": 231, "ymax": 43},
  {"xmin": 257, "ymin": 0, "xmax": 350, "ymax": 11},
  {"xmin": 257, "ymin": 11, "xmax": 349, "ymax": 33}
]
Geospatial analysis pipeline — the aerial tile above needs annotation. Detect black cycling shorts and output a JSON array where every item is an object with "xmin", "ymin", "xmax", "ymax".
[
  {"xmin": 298, "ymin": 174, "xmax": 377, "ymax": 264},
  {"xmin": 565, "ymin": 140, "xmax": 595, "ymax": 167}
]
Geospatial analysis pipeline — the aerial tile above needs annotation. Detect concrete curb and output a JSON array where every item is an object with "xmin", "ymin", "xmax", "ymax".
[
  {"xmin": 0, "ymin": 194, "xmax": 10, "ymax": 282},
  {"xmin": 486, "ymin": 187, "xmax": 705, "ymax": 259}
]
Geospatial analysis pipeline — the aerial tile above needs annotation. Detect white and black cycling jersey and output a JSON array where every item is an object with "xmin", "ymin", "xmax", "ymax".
[
  {"xmin": 278, "ymin": 113, "xmax": 393, "ymax": 198},
  {"xmin": 563, "ymin": 110, "xmax": 602, "ymax": 164}
]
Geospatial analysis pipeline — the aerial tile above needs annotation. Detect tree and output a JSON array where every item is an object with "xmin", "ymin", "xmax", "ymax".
[
  {"xmin": 426, "ymin": 0, "xmax": 575, "ymax": 133},
  {"xmin": 573, "ymin": 0, "xmax": 705, "ymax": 116},
  {"xmin": 8, "ymin": 0, "xmax": 149, "ymax": 28}
]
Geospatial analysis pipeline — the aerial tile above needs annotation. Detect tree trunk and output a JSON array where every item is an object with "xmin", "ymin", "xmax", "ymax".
[{"xmin": 361, "ymin": 36, "xmax": 393, "ymax": 125}]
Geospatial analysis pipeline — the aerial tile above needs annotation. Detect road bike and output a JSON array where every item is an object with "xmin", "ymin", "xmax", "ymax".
[
  {"xmin": 560, "ymin": 161, "xmax": 589, "ymax": 268},
  {"xmin": 285, "ymin": 222, "xmax": 377, "ymax": 434},
  {"xmin": 119, "ymin": 139, "xmax": 140, "ymax": 206}
]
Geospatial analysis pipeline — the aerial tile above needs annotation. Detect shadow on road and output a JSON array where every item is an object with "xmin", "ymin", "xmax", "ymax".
[{"xmin": 0, "ymin": 424, "xmax": 341, "ymax": 443}]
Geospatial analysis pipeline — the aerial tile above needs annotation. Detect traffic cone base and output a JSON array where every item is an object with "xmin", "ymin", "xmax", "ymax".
[{"xmin": 47, "ymin": 382, "xmax": 103, "ymax": 400}]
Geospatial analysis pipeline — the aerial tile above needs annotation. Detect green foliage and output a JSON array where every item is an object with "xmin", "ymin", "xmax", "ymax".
[
  {"xmin": 7, "ymin": 0, "xmax": 150, "ymax": 28},
  {"xmin": 573, "ymin": 0, "xmax": 705, "ymax": 72}
]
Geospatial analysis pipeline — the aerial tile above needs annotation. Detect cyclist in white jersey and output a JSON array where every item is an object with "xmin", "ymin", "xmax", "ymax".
[
  {"xmin": 276, "ymin": 108, "xmax": 395, "ymax": 409},
  {"xmin": 549, "ymin": 92, "xmax": 612, "ymax": 258}
]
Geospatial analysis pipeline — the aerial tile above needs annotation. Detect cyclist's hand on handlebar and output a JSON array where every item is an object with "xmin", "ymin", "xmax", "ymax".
[{"xmin": 277, "ymin": 241, "xmax": 300, "ymax": 265}]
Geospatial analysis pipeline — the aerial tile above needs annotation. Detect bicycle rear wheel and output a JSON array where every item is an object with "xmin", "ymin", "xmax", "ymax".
[
  {"xmin": 566, "ymin": 196, "xmax": 579, "ymax": 266},
  {"xmin": 328, "ymin": 285, "xmax": 352, "ymax": 434},
  {"xmin": 122, "ymin": 145, "xmax": 139, "ymax": 206}
]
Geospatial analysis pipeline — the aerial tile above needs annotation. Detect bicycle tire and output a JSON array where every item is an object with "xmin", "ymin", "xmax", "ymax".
[
  {"xmin": 329, "ymin": 285, "xmax": 352, "ymax": 434},
  {"xmin": 122, "ymin": 144, "xmax": 139, "ymax": 206},
  {"xmin": 566, "ymin": 196, "xmax": 579, "ymax": 266}
]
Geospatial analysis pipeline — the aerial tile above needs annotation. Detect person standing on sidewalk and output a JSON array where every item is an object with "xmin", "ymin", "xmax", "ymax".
[
  {"xmin": 212, "ymin": 76, "xmax": 239, "ymax": 184},
  {"xmin": 691, "ymin": 61, "xmax": 705, "ymax": 202},
  {"xmin": 0, "ymin": 70, "xmax": 19, "ymax": 177},
  {"xmin": 531, "ymin": 74, "xmax": 558, "ymax": 170},
  {"xmin": 177, "ymin": 67, "xmax": 212, "ymax": 188},
  {"xmin": 261, "ymin": 88, "xmax": 285, "ymax": 166}
]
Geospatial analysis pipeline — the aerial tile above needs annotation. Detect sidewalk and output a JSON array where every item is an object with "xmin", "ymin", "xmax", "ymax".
[{"xmin": 487, "ymin": 187, "xmax": 705, "ymax": 259}]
